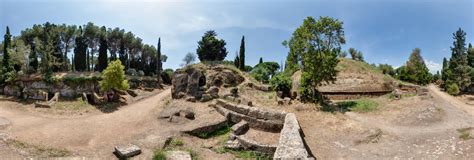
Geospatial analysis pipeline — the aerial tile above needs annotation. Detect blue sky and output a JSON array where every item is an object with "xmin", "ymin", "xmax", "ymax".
[{"xmin": 1, "ymin": 0, "xmax": 473, "ymax": 72}]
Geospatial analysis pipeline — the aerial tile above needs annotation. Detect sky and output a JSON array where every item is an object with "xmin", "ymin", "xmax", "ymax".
[{"xmin": 1, "ymin": 0, "xmax": 473, "ymax": 72}]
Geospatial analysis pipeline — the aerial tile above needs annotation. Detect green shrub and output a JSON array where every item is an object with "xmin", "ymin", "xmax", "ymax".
[
  {"xmin": 270, "ymin": 73, "xmax": 292, "ymax": 97},
  {"xmin": 152, "ymin": 150, "xmax": 166, "ymax": 160},
  {"xmin": 161, "ymin": 68, "xmax": 174, "ymax": 84},
  {"xmin": 336, "ymin": 98, "xmax": 378, "ymax": 113},
  {"xmin": 99, "ymin": 60, "xmax": 129, "ymax": 91},
  {"xmin": 446, "ymin": 83, "xmax": 460, "ymax": 95}
]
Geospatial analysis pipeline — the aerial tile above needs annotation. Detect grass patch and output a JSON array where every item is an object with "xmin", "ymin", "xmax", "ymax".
[
  {"xmin": 193, "ymin": 123, "xmax": 232, "ymax": 139},
  {"xmin": 457, "ymin": 127, "xmax": 473, "ymax": 140},
  {"xmin": 169, "ymin": 138, "xmax": 184, "ymax": 147},
  {"xmin": 335, "ymin": 98, "xmax": 378, "ymax": 113},
  {"xmin": 213, "ymin": 147, "xmax": 271, "ymax": 159},
  {"xmin": 51, "ymin": 98, "xmax": 93, "ymax": 110},
  {"xmin": 152, "ymin": 147, "xmax": 198, "ymax": 160},
  {"xmin": 386, "ymin": 92, "xmax": 417, "ymax": 100},
  {"xmin": 6, "ymin": 139, "xmax": 71, "ymax": 157},
  {"xmin": 152, "ymin": 149, "xmax": 167, "ymax": 160}
]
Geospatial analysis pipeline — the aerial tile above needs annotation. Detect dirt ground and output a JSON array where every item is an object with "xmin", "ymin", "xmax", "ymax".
[{"xmin": 1, "ymin": 84, "xmax": 474, "ymax": 159}]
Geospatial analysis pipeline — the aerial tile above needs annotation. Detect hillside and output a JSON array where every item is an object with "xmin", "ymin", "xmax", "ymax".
[{"xmin": 292, "ymin": 58, "xmax": 397, "ymax": 93}]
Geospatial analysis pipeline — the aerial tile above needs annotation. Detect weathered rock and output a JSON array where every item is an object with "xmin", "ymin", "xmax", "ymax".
[
  {"xmin": 112, "ymin": 88, "xmax": 128, "ymax": 95},
  {"xmin": 176, "ymin": 92, "xmax": 187, "ymax": 99},
  {"xmin": 276, "ymin": 91, "xmax": 284, "ymax": 98},
  {"xmin": 3, "ymin": 85, "xmax": 21, "ymax": 97},
  {"xmin": 119, "ymin": 94, "xmax": 132, "ymax": 105},
  {"xmin": 231, "ymin": 121, "xmax": 249, "ymax": 135},
  {"xmin": 230, "ymin": 87, "xmax": 238, "ymax": 96},
  {"xmin": 92, "ymin": 92, "xmax": 106, "ymax": 105},
  {"xmin": 166, "ymin": 151, "xmax": 191, "ymax": 160},
  {"xmin": 187, "ymin": 68, "xmax": 205, "ymax": 98},
  {"xmin": 224, "ymin": 139, "xmax": 242, "ymax": 150},
  {"xmin": 283, "ymin": 97, "xmax": 292, "ymax": 105},
  {"xmin": 200, "ymin": 94, "xmax": 213, "ymax": 102},
  {"xmin": 236, "ymin": 135, "xmax": 277, "ymax": 154},
  {"xmin": 81, "ymin": 93, "xmax": 88, "ymax": 102},
  {"xmin": 207, "ymin": 86, "xmax": 219, "ymax": 98},
  {"xmin": 274, "ymin": 113, "xmax": 310, "ymax": 159},
  {"xmin": 50, "ymin": 92, "xmax": 60, "ymax": 102},
  {"xmin": 185, "ymin": 96, "xmax": 196, "ymax": 102},
  {"xmin": 291, "ymin": 91, "xmax": 298, "ymax": 100},
  {"xmin": 114, "ymin": 144, "xmax": 141, "ymax": 158},
  {"xmin": 277, "ymin": 98, "xmax": 284, "ymax": 105},
  {"xmin": 392, "ymin": 89, "xmax": 402, "ymax": 100},
  {"xmin": 181, "ymin": 109, "xmax": 195, "ymax": 120},
  {"xmin": 172, "ymin": 73, "xmax": 188, "ymax": 99},
  {"xmin": 126, "ymin": 89, "xmax": 138, "ymax": 97},
  {"xmin": 207, "ymin": 68, "xmax": 245, "ymax": 87}
]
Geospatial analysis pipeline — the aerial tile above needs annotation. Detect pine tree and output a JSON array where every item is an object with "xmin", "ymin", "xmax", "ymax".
[
  {"xmin": 196, "ymin": 30, "xmax": 228, "ymax": 61},
  {"xmin": 448, "ymin": 28, "xmax": 471, "ymax": 91},
  {"xmin": 157, "ymin": 37, "xmax": 162, "ymax": 85},
  {"xmin": 468, "ymin": 43, "xmax": 474, "ymax": 67},
  {"xmin": 259, "ymin": 57, "xmax": 263, "ymax": 64},
  {"xmin": 441, "ymin": 57, "xmax": 449, "ymax": 82},
  {"xmin": 239, "ymin": 36, "xmax": 245, "ymax": 70},
  {"xmin": 405, "ymin": 48, "xmax": 431, "ymax": 85},
  {"xmin": 97, "ymin": 33, "xmax": 108, "ymax": 71}
]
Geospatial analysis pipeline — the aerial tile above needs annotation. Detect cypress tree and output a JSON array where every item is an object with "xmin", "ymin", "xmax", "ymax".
[
  {"xmin": 157, "ymin": 38, "xmax": 162, "ymax": 85},
  {"xmin": 239, "ymin": 36, "xmax": 245, "ymax": 70},
  {"xmin": 29, "ymin": 40, "xmax": 39, "ymax": 72},
  {"xmin": 234, "ymin": 53, "xmax": 239, "ymax": 68},
  {"xmin": 259, "ymin": 57, "xmax": 263, "ymax": 64},
  {"xmin": 98, "ymin": 34, "xmax": 108, "ymax": 71},
  {"xmin": 3, "ymin": 26, "xmax": 12, "ymax": 72},
  {"xmin": 468, "ymin": 43, "xmax": 474, "ymax": 67},
  {"xmin": 74, "ymin": 26, "xmax": 87, "ymax": 71},
  {"xmin": 448, "ymin": 28, "xmax": 470, "ymax": 91},
  {"xmin": 405, "ymin": 48, "xmax": 431, "ymax": 85}
]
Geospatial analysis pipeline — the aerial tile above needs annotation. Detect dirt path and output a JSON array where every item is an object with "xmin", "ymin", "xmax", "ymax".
[
  {"xmin": 0, "ymin": 89, "xmax": 172, "ymax": 158},
  {"xmin": 428, "ymin": 84, "xmax": 474, "ymax": 116}
]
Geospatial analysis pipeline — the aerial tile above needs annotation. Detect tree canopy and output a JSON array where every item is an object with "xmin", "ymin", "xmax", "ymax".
[{"xmin": 196, "ymin": 30, "xmax": 228, "ymax": 61}]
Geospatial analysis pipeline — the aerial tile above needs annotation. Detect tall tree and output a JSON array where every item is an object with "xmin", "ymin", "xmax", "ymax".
[
  {"xmin": 2, "ymin": 26, "xmax": 12, "ymax": 72},
  {"xmin": 74, "ymin": 26, "xmax": 87, "ymax": 71},
  {"xmin": 404, "ymin": 48, "xmax": 431, "ymax": 85},
  {"xmin": 97, "ymin": 26, "xmax": 108, "ymax": 72},
  {"xmin": 285, "ymin": 16, "xmax": 345, "ymax": 102},
  {"xmin": 157, "ymin": 37, "xmax": 162, "ymax": 85},
  {"xmin": 59, "ymin": 24, "xmax": 76, "ymax": 71},
  {"xmin": 83, "ymin": 22, "xmax": 100, "ymax": 71},
  {"xmin": 239, "ymin": 36, "xmax": 245, "ymax": 70},
  {"xmin": 196, "ymin": 30, "xmax": 228, "ymax": 61},
  {"xmin": 259, "ymin": 57, "xmax": 263, "ymax": 64},
  {"xmin": 468, "ymin": 43, "xmax": 474, "ymax": 67},
  {"xmin": 448, "ymin": 28, "xmax": 470, "ymax": 91},
  {"xmin": 29, "ymin": 38, "xmax": 39, "ymax": 72},
  {"xmin": 234, "ymin": 52, "xmax": 240, "ymax": 68},
  {"xmin": 182, "ymin": 52, "xmax": 196, "ymax": 66},
  {"xmin": 441, "ymin": 57, "xmax": 450, "ymax": 82}
]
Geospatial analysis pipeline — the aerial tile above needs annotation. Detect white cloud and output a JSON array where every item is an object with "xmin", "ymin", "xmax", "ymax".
[{"xmin": 426, "ymin": 60, "xmax": 441, "ymax": 74}]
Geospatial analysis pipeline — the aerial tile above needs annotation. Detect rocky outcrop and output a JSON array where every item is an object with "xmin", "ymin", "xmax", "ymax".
[
  {"xmin": 171, "ymin": 68, "xmax": 206, "ymax": 99},
  {"xmin": 274, "ymin": 113, "xmax": 312, "ymax": 159},
  {"xmin": 206, "ymin": 66, "xmax": 245, "ymax": 87},
  {"xmin": 166, "ymin": 151, "xmax": 191, "ymax": 160}
]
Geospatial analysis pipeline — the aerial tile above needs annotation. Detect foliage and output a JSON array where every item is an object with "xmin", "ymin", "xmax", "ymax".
[
  {"xmin": 270, "ymin": 72, "xmax": 292, "ymax": 97},
  {"xmin": 259, "ymin": 57, "xmax": 263, "ymax": 64},
  {"xmin": 99, "ymin": 60, "xmax": 129, "ymax": 91},
  {"xmin": 196, "ymin": 30, "xmax": 228, "ymax": 61},
  {"xmin": 348, "ymin": 48, "xmax": 364, "ymax": 61},
  {"xmin": 433, "ymin": 71, "xmax": 441, "ymax": 82},
  {"xmin": 339, "ymin": 50, "xmax": 348, "ymax": 58},
  {"xmin": 447, "ymin": 28, "xmax": 471, "ymax": 91},
  {"xmin": 63, "ymin": 76, "xmax": 101, "ymax": 87},
  {"xmin": 396, "ymin": 48, "xmax": 432, "ymax": 85},
  {"xmin": 251, "ymin": 62, "xmax": 280, "ymax": 83},
  {"xmin": 441, "ymin": 57, "xmax": 450, "ymax": 82},
  {"xmin": 97, "ymin": 27, "xmax": 108, "ymax": 72},
  {"xmin": 285, "ymin": 16, "xmax": 344, "ymax": 102},
  {"xmin": 446, "ymin": 83, "xmax": 460, "ymax": 95},
  {"xmin": 457, "ymin": 127, "xmax": 473, "ymax": 140},
  {"xmin": 157, "ymin": 37, "xmax": 162, "ymax": 83},
  {"xmin": 233, "ymin": 53, "xmax": 240, "ymax": 68},
  {"xmin": 152, "ymin": 150, "xmax": 167, "ymax": 160},
  {"xmin": 378, "ymin": 64, "xmax": 395, "ymax": 76},
  {"xmin": 239, "ymin": 36, "xmax": 245, "ymax": 70},
  {"xmin": 182, "ymin": 52, "xmax": 196, "ymax": 66},
  {"xmin": 161, "ymin": 68, "xmax": 174, "ymax": 84}
]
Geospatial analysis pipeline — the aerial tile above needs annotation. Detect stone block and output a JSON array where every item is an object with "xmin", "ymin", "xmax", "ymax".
[{"xmin": 114, "ymin": 144, "xmax": 141, "ymax": 158}]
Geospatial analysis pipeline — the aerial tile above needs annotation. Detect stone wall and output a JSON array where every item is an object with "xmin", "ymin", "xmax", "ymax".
[
  {"xmin": 214, "ymin": 99, "xmax": 286, "ymax": 132},
  {"xmin": 213, "ymin": 99, "xmax": 313, "ymax": 159},
  {"xmin": 273, "ymin": 113, "xmax": 313, "ymax": 159},
  {"xmin": 2, "ymin": 76, "xmax": 159, "ymax": 100}
]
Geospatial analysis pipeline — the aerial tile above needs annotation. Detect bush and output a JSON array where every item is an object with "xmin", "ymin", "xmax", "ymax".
[
  {"xmin": 250, "ymin": 67, "xmax": 270, "ymax": 83},
  {"xmin": 137, "ymin": 70, "xmax": 145, "ymax": 76},
  {"xmin": 161, "ymin": 68, "xmax": 174, "ymax": 84},
  {"xmin": 270, "ymin": 73, "xmax": 292, "ymax": 97},
  {"xmin": 100, "ymin": 60, "xmax": 129, "ymax": 91},
  {"xmin": 446, "ymin": 83, "xmax": 460, "ymax": 95},
  {"xmin": 126, "ymin": 68, "xmax": 137, "ymax": 76}
]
